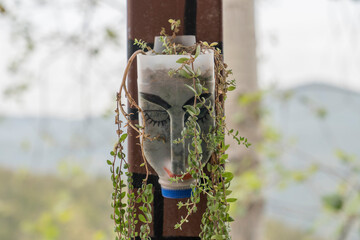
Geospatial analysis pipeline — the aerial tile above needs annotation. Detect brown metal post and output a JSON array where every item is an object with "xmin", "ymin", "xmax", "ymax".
[{"xmin": 127, "ymin": 1, "xmax": 222, "ymax": 238}]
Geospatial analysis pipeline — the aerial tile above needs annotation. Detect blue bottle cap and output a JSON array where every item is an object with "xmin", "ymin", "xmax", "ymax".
[{"xmin": 161, "ymin": 188, "xmax": 193, "ymax": 199}]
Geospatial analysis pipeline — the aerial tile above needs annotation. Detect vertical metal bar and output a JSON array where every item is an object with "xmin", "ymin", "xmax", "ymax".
[{"xmin": 126, "ymin": 1, "xmax": 223, "ymax": 238}]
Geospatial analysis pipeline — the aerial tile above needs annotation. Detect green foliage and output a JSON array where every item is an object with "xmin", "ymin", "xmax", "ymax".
[
  {"xmin": 110, "ymin": 20, "xmax": 250, "ymax": 240},
  {"xmin": 0, "ymin": 167, "xmax": 114, "ymax": 240},
  {"xmin": 322, "ymin": 194, "xmax": 343, "ymax": 212},
  {"xmin": 266, "ymin": 219, "xmax": 325, "ymax": 240},
  {"xmin": 260, "ymin": 89, "xmax": 360, "ymax": 239},
  {"xmin": 134, "ymin": 38, "xmax": 152, "ymax": 52},
  {"xmin": 299, "ymin": 96, "xmax": 328, "ymax": 120},
  {"xmin": 317, "ymin": 149, "xmax": 360, "ymax": 238}
]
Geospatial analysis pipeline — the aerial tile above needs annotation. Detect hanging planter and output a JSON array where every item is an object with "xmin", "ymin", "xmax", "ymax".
[
  {"xmin": 137, "ymin": 36, "xmax": 215, "ymax": 198},
  {"xmin": 109, "ymin": 19, "xmax": 250, "ymax": 240}
]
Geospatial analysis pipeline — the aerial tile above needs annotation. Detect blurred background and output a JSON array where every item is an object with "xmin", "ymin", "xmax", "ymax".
[{"xmin": 1, "ymin": 0, "xmax": 360, "ymax": 239}]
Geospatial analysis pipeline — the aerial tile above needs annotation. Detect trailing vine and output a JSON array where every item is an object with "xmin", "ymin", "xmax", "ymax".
[{"xmin": 107, "ymin": 19, "xmax": 250, "ymax": 240}]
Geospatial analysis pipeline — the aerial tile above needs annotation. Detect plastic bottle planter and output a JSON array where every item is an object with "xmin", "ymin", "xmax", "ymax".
[{"xmin": 137, "ymin": 51, "xmax": 215, "ymax": 199}]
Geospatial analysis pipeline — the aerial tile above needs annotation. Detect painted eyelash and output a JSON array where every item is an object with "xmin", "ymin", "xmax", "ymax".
[{"xmin": 144, "ymin": 112, "xmax": 170, "ymax": 127}]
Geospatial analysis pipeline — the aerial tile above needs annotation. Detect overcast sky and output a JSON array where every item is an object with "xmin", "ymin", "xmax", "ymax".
[
  {"xmin": 258, "ymin": 0, "xmax": 360, "ymax": 90},
  {"xmin": 0, "ymin": 0, "xmax": 359, "ymax": 118}
]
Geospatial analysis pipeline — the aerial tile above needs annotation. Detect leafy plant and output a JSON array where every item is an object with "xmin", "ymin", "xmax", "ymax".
[{"xmin": 108, "ymin": 19, "xmax": 250, "ymax": 240}]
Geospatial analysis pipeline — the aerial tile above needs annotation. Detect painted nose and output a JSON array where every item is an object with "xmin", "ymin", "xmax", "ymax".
[{"xmin": 169, "ymin": 110, "xmax": 185, "ymax": 175}]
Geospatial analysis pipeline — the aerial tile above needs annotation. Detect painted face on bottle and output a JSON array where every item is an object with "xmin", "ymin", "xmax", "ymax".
[{"xmin": 137, "ymin": 52, "xmax": 215, "ymax": 191}]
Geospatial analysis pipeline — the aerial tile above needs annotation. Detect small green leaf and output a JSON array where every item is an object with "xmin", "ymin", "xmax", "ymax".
[
  {"xmin": 228, "ymin": 86, "xmax": 236, "ymax": 91},
  {"xmin": 211, "ymin": 235, "xmax": 224, "ymax": 240},
  {"xmin": 107, "ymin": 160, "xmax": 112, "ymax": 165},
  {"xmin": 106, "ymin": 28, "xmax": 117, "ymax": 40},
  {"xmin": 179, "ymin": 69, "xmax": 192, "ymax": 79},
  {"xmin": 195, "ymin": 82, "xmax": 203, "ymax": 95},
  {"xmin": 322, "ymin": 194, "xmax": 343, "ymax": 212},
  {"xmin": 220, "ymin": 154, "xmax": 229, "ymax": 161},
  {"xmin": 139, "ymin": 206, "xmax": 147, "ymax": 212},
  {"xmin": 110, "ymin": 151, "xmax": 115, "ymax": 156},
  {"xmin": 227, "ymin": 198, "xmax": 237, "ymax": 203},
  {"xmin": 148, "ymin": 194, "xmax": 154, "ymax": 203},
  {"xmin": 227, "ymin": 216, "xmax": 235, "ymax": 222},
  {"xmin": 119, "ymin": 133, "xmax": 128, "ymax": 142},
  {"xmin": 196, "ymin": 68, "xmax": 201, "ymax": 76},
  {"xmin": 120, "ymin": 191, "xmax": 126, "ymax": 199},
  {"xmin": 145, "ymin": 212, "xmax": 152, "ymax": 222},
  {"xmin": 184, "ymin": 105, "xmax": 197, "ymax": 116},
  {"xmin": 185, "ymin": 65, "xmax": 195, "ymax": 75},
  {"xmin": 222, "ymin": 172, "xmax": 234, "ymax": 181},
  {"xmin": 176, "ymin": 57, "xmax": 189, "ymax": 63},
  {"xmin": 138, "ymin": 214, "xmax": 147, "ymax": 223},
  {"xmin": 225, "ymin": 190, "xmax": 232, "ymax": 195},
  {"xmin": 185, "ymin": 84, "xmax": 197, "ymax": 94},
  {"xmin": 194, "ymin": 45, "xmax": 201, "ymax": 58}
]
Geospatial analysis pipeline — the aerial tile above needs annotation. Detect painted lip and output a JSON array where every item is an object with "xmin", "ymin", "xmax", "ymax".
[{"xmin": 164, "ymin": 167, "xmax": 192, "ymax": 180}]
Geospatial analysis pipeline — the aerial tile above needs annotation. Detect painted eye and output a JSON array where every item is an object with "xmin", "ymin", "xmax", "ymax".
[
  {"xmin": 144, "ymin": 110, "xmax": 170, "ymax": 126},
  {"xmin": 184, "ymin": 107, "xmax": 209, "ymax": 123}
]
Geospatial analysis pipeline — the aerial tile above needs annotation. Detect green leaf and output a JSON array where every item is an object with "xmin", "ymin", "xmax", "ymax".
[
  {"xmin": 117, "ymin": 152, "xmax": 125, "ymax": 159},
  {"xmin": 110, "ymin": 151, "xmax": 115, "ymax": 156},
  {"xmin": 176, "ymin": 57, "xmax": 189, "ymax": 63},
  {"xmin": 228, "ymin": 86, "xmax": 236, "ymax": 91},
  {"xmin": 145, "ymin": 212, "xmax": 152, "ymax": 222},
  {"xmin": 227, "ymin": 216, "xmax": 235, "ymax": 222},
  {"xmin": 148, "ymin": 194, "xmax": 154, "ymax": 203},
  {"xmin": 185, "ymin": 65, "xmax": 195, "ymax": 75},
  {"xmin": 184, "ymin": 105, "xmax": 198, "ymax": 116},
  {"xmin": 115, "ymin": 208, "xmax": 120, "ymax": 216},
  {"xmin": 119, "ymin": 133, "xmax": 128, "ymax": 142},
  {"xmin": 194, "ymin": 45, "xmax": 201, "ymax": 58},
  {"xmin": 322, "ymin": 194, "xmax": 343, "ymax": 212},
  {"xmin": 196, "ymin": 68, "xmax": 201, "ymax": 77},
  {"xmin": 220, "ymin": 154, "xmax": 228, "ymax": 161},
  {"xmin": 185, "ymin": 84, "xmax": 197, "ymax": 94},
  {"xmin": 227, "ymin": 198, "xmax": 237, "ymax": 203},
  {"xmin": 106, "ymin": 28, "xmax": 117, "ymax": 40},
  {"xmin": 211, "ymin": 235, "xmax": 224, "ymax": 240},
  {"xmin": 120, "ymin": 191, "xmax": 126, "ymax": 199},
  {"xmin": 222, "ymin": 172, "xmax": 234, "ymax": 181},
  {"xmin": 139, "ymin": 206, "xmax": 147, "ymax": 212},
  {"xmin": 138, "ymin": 214, "xmax": 147, "ymax": 223},
  {"xmin": 195, "ymin": 82, "xmax": 203, "ymax": 95},
  {"xmin": 107, "ymin": 160, "xmax": 112, "ymax": 165},
  {"xmin": 179, "ymin": 69, "xmax": 192, "ymax": 79},
  {"xmin": 225, "ymin": 190, "xmax": 232, "ymax": 195}
]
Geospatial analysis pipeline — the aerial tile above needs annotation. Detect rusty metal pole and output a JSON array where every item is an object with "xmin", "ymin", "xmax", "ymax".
[{"xmin": 127, "ymin": 1, "xmax": 222, "ymax": 238}]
